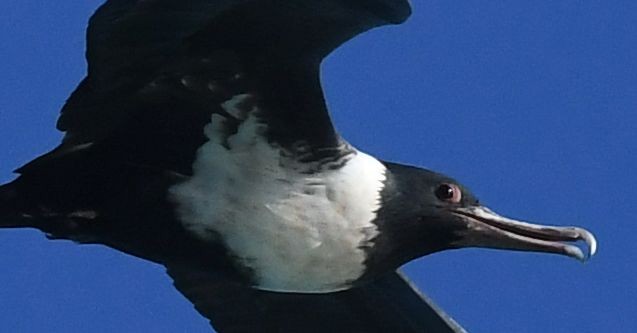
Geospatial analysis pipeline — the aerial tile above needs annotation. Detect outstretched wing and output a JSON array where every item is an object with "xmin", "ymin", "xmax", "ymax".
[
  {"xmin": 26, "ymin": 0, "xmax": 412, "ymax": 176},
  {"xmin": 168, "ymin": 266, "xmax": 466, "ymax": 333}
]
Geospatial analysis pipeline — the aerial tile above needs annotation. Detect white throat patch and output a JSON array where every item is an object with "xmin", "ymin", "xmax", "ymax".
[{"xmin": 169, "ymin": 94, "xmax": 386, "ymax": 292}]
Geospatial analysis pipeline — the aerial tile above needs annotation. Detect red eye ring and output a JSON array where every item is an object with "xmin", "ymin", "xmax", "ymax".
[{"xmin": 435, "ymin": 183, "xmax": 462, "ymax": 204}]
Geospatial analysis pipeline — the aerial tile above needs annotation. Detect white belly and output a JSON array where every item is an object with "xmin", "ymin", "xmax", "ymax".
[{"xmin": 169, "ymin": 96, "xmax": 386, "ymax": 292}]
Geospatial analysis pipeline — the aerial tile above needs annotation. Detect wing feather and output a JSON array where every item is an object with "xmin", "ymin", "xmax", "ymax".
[
  {"xmin": 167, "ymin": 266, "xmax": 466, "ymax": 333},
  {"xmin": 57, "ymin": 0, "xmax": 411, "ymax": 151}
]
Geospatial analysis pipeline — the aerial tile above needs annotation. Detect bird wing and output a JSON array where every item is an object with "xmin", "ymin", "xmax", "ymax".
[
  {"xmin": 167, "ymin": 265, "xmax": 466, "ymax": 333},
  {"xmin": 20, "ymin": 0, "xmax": 411, "ymax": 176}
]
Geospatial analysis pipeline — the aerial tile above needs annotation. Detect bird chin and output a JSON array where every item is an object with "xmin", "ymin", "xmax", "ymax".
[{"xmin": 449, "ymin": 206, "xmax": 597, "ymax": 261}]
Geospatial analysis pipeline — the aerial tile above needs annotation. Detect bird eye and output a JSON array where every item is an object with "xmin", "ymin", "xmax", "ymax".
[{"xmin": 435, "ymin": 183, "xmax": 462, "ymax": 204}]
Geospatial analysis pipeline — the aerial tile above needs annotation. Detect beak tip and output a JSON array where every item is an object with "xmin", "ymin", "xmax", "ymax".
[
  {"xmin": 576, "ymin": 227, "xmax": 598, "ymax": 259},
  {"xmin": 585, "ymin": 232, "xmax": 598, "ymax": 257},
  {"xmin": 565, "ymin": 245, "xmax": 586, "ymax": 262}
]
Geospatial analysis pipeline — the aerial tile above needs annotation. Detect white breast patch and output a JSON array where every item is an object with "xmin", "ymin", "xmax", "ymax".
[{"xmin": 169, "ymin": 95, "xmax": 386, "ymax": 292}]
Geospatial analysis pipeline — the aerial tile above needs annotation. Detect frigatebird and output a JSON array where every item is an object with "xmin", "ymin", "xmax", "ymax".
[{"xmin": 0, "ymin": 1, "xmax": 597, "ymax": 332}]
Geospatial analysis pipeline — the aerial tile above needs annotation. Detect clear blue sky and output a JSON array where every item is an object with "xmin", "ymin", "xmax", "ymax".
[{"xmin": 0, "ymin": 1, "xmax": 634, "ymax": 332}]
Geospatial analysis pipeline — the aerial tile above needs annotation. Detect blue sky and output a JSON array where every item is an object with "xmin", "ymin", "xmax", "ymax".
[{"xmin": 0, "ymin": 1, "xmax": 634, "ymax": 332}]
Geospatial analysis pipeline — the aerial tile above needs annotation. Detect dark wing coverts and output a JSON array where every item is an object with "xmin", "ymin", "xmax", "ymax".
[
  {"xmin": 51, "ymin": 0, "xmax": 412, "ymax": 175},
  {"xmin": 30, "ymin": 1, "xmax": 465, "ymax": 332},
  {"xmin": 168, "ymin": 267, "xmax": 465, "ymax": 333}
]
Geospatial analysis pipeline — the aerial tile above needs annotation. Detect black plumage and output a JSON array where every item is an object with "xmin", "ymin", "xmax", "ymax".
[{"xmin": 0, "ymin": 1, "xmax": 596, "ymax": 332}]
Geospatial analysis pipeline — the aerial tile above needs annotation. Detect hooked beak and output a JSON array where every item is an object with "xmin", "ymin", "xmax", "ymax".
[{"xmin": 451, "ymin": 206, "xmax": 597, "ymax": 261}]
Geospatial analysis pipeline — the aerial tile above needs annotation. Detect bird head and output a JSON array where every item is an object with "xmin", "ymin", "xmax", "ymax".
[{"xmin": 366, "ymin": 162, "xmax": 597, "ymax": 274}]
